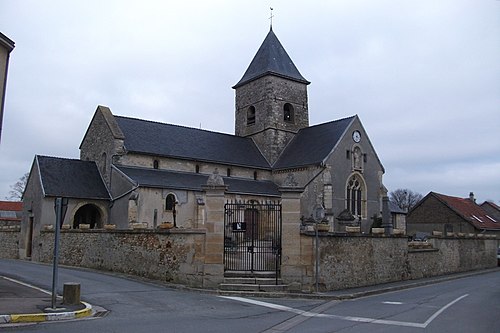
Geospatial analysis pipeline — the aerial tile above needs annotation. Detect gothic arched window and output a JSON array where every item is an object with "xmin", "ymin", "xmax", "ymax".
[
  {"xmin": 284, "ymin": 103, "xmax": 294, "ymax": 123},
  {"xmin": 346, "ymin": 175, "xmax": 365, "ymax": 217},
  {"xmin": 247, "ymin": 106, "xmax": 256, "ymax": 125}
]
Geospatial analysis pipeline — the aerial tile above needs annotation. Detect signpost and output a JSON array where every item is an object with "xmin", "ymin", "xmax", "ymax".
[{"xmin": 51, "ymin": 197, "xmax": 68, "ymax": 309}]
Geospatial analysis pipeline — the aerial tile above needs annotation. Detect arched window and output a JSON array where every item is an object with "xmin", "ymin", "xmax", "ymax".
[
  {"xmin": 346, "ymin": 175, "xmax": 365, "ymax": 217},
  {"xmin": 153, "ymin": 159, "xmax": 159, "ymax": 169},
  {"xmin": 283, "ymin": 103, "xmax": 294, "ymax": 123},
  {"xmin": 247, "ymin": 106, "xmax": 256, "ymax": 125},
  {"xmin": 165, "ymin": 194, "xmax": 176, "ymax": 211},
  {"xmin": 195, "ymin": 165, "xmax": 200, "ymax": 173}
]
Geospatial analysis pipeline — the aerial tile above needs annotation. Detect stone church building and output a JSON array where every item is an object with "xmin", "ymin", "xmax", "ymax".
[{"xmin": 20, "ymin": 28, "xmax": 386, "ymax": 265}]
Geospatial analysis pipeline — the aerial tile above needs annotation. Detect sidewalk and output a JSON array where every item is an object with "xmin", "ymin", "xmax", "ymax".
[{"xmin": 0, "ymin": 276, "xmax": 92, "ymax": 324}]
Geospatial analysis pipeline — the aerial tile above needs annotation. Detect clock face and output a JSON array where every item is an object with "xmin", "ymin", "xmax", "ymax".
[{"xmin": 352, "ymin": 130, "xmax": 361, "ymax": 143}]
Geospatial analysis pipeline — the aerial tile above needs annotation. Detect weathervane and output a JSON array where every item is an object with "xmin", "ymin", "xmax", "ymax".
[{"xmin": 269, "ymin": 7, "xmax": 274, "ymax": 30}]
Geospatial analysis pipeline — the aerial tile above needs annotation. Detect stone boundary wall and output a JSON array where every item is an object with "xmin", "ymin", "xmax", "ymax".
[
  {"xmin": 408, "ymin": 237, "xmax": 497, "ymax": 280},
  {"xmin": 315, "ymin": 234, "xmax": 497, "ymax": 291},
  {"xmin": 36, "ymin": 229, "xmax": 206, "ymax": 288},
  {"xmin": 0, "ymin": 230, "xmax": 20, "ymax": 259},
  {"xmin": 8, "ymin": 229, "xmax": 497, "ymax": 291}
]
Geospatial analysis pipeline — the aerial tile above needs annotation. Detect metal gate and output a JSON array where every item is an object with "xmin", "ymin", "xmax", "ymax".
[{"xmin": 224, "ymin": 200, "xmax": 282, "ymax": 275}]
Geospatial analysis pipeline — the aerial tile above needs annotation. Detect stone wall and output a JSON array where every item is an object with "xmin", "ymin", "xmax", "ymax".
[
  {"xmin": 408, "ymin": 237, "xmax": 497, "ymax": 280},
  {"xmin": 314, "ymin": 234, "xmax": 497, "ymax": 291},
  {"xmin": 0, "ymin": 230, "xmax": 19, "ymax": 259},
  {"xmin": 36, "ymin": 229, "xmax": 206, "ymax": 288},
  {"xmin": 9, "ymin": 226, "xmax": 497, "ymax": 291}
]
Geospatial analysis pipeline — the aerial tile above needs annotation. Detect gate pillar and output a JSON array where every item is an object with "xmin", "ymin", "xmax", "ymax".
[
  {"xmin": 201, "ymin": 171, "xmax": 227, "ymax": 288},
  {"xmin": 280, "ymin": 186, "xmax": 311, "ymax": 291}
]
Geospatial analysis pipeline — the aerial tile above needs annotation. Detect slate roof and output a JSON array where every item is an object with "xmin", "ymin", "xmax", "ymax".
[
  {"xmin": 117, "ymin": 166, "xmax": 281, "ymax": 197},
  {"xmin": 36, "ymin": 155, "xmax": 110, "ymax": 200},
  {"xmin": 273, "ymin": 116, "xmax": 355, "ymax": 169},
  {"xmin": 115, "ymin": 116, "xmax": 271, "ymax": 169},
  {"xmin": 389, "ymin": 201, "xmax": 407, "ymax": 214},
  {"xmin": 432, "ymin": 192, "xmax": 500, "ymax": 230},
  {"xmin": 233, "ymin": 28, "xmax": 309, "ymax": 88}
]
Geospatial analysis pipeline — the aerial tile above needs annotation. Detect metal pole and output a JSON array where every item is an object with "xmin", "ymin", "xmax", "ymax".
[
  {"xmin": 51, "ymin": 197, "xmax": 62, "ymax": 309},
  {"xmin": 315, "ymin": 219, "xmax": 319, "ymax": 293}
]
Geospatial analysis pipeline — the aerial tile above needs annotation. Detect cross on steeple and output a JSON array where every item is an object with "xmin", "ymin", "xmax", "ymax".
[{"xmin": 269, "ymin": 7, "xmax": 274, "ymax": 30}]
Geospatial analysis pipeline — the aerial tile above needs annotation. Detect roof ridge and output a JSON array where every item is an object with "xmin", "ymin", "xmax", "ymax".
[
  {"xmin": 36, "ymin": 154, "xmax": 87, "ymax": 162},
  {"xmin": 305, "ymin": 115, "xmax": 357, "ymax": 130},
  {"xmin": 114, "ymin": 115, "xmax": 251, "ymax": 140}
]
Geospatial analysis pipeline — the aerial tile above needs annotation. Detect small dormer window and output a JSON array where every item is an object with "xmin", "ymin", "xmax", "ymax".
[
  {"xmin": 247, "ymin": 106, "xmax": 256, "ymax": 125},
  {"xmin": 153, "ymin": 159, "xmax": 159, "ymax": 169},
  {"xmin": 284, "ymin": 103, "xmax": 294, "ymax": 123}
]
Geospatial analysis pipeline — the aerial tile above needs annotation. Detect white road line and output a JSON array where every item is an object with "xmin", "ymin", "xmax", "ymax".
[
  {"xmin": 423, "ymin": 294, "xmax": 469, "ymax": 327},
  {"xmin": 382, "ymin": 301, "xmax": 404, "ymax": 305},
  {"xmin": 1, "ymin": 276, "xmax": 54, "ymax": 296},
  {"xmin": 221, "ymin": 294, "xmax": 469, "ymax": 329}
]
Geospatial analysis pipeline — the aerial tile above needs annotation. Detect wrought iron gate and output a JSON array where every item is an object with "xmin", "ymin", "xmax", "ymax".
[{"xmin": 224, "ymin": 200, "xmax": 282, "ymax": 274}]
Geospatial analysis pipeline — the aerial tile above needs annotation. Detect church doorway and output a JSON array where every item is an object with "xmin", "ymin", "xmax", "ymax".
[
  {"xmin": 73, "ymin": 204, "xmax": 102, "ymax": 229},
  {"xmin": 223, "ymin": 200, "xmax": 282, "ymax": 275}
]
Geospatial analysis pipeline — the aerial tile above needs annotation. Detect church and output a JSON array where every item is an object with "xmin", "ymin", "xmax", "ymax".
[{"xmin": 20, "ymin": 28, "xmax": 386, "ymax": 261}]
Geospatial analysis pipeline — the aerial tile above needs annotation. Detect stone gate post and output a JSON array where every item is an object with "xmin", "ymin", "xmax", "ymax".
[
  {"xmin": 280, "ymin": 186, "xmax": 312, "ymax": 291},
  {"xmin": 201, "ymin": 170, "xmax": 227, "ymax": 288}
]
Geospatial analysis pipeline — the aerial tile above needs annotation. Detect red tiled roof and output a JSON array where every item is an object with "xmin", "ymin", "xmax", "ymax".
[
  {"xmin": 433, "ymin": 193, "xmax": 500, "ymax": 230},
  {"xmin": 0, "ymin": 201, "xmax": 22, "ymax": 211}
]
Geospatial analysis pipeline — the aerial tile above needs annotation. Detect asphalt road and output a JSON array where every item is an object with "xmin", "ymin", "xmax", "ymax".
[{"xmin": 1, "ymin": 259, "xmax": 499, "ymax": 332}]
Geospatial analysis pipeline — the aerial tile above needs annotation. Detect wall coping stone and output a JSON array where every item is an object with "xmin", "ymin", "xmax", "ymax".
[
  {"xmin": 300, "ymin": 231, "xmax": 406, "ymax": 238},
  {"xmin": 408, "ymin": 248, "xmax": 439, "ymax": 253},
  {"xmin": 40, "ymin": 228, "xmax": 207, "ymax": 235}
]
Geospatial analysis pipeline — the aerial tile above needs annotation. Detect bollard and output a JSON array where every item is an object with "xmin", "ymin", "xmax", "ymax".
[{"xmin": 63, "ymin": 282, "xmax": 81, "ymax": 305}]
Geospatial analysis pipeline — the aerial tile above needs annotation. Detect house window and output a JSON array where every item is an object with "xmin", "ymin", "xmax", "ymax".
[
  {"xmin": 165, "ymin": 194, "xmax": 176, "ymax": 211},
  {"xmin": 227, "ymin": 168, "xmax": 231, "ymax": 177},
  {"xmin": 195, "ymin": 165, "xmax": 200, "ymax": 173},
  {"xmin": 284, "ymin": 103, "xmax": 294, "ymax": 123},
  {"xmin": 247, "ymin": 106, "xmax": 256, "ymax": 125},
  {"xmin": 153, "ymin": 159, "xmax": 159, "ymax": 169},
  {"xmin": 253, "ymin": 171, "xmax": 258, "ymax": 180},
  {"xmin": 346, "ymin": 175, "xmax": 364, "ymax": 217}
]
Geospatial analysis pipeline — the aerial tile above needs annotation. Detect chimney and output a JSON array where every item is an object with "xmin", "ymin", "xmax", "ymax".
[{"xmin": 469, "ymin": 192, "xmax": 475, "ymax": 203}]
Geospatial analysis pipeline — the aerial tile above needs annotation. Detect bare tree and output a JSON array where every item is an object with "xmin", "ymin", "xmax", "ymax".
[
  {"xmin": 389, "ymin": 188, "xmax": 423, "ymax": 212},
  {"xmin": 6, "ymin": 172, "xmax": 29, "ymax": 200}
]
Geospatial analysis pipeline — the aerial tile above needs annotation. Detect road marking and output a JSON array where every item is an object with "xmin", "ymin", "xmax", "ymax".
[
  {"xmin": 221, "ymin": 294, "xmax": 469, "ymax": 329},
  {"xmin": 422, "ymin": 294, "xmax": 469, "ymax": 327},
  {"xmin": 382, "ymin": 301, "xmax": 403, "ymax": 305},
  {"xmin": 261, "ymin": 300, "xmax": 339, "ymax": 333},
  {"xmin": 1, "ymin": 276, "xmax": 54, "ymax": 296}
]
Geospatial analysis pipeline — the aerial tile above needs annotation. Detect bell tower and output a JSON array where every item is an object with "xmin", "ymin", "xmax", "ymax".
[{"xmin": 233, "ymin": 28, "xmax": 310, "ymax": 165}]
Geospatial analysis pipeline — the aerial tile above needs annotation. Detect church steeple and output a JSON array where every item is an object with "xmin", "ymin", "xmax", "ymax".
[
  {"xmin": 234, "ymin": 29, "xmax": 310, "ymax": 165},
  {"xmin": 233, "ymin": 29, "xmax": 309, "ymax": 89}
]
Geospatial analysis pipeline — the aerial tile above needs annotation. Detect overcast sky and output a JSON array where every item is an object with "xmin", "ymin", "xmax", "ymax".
[{"xmin": 0, "ymin": 0, "xmax": 499, "ymax": 203}]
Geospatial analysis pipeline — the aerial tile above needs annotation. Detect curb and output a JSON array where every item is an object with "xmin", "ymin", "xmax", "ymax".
[{"xmin": 0, "ymin": 302, "xmax": 92, "ymax": 324}]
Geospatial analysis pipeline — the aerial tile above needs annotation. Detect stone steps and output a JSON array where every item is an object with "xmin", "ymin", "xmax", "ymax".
[{"xmin": 219, "ymin": 271, "xmax": 288, "ymax": 293}]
